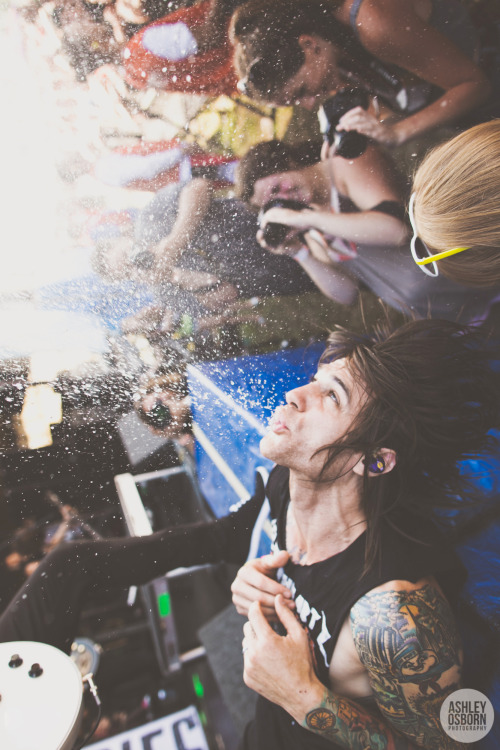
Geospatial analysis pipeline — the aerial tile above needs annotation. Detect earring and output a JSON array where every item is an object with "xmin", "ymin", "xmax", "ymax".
[{"xmin": 368, "ymin": 456, "xmax": 385, "ymax": 474}]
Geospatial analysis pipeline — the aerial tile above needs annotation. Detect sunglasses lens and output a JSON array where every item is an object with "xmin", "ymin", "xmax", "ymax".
[
  {"xmin": 412, "ymin": 236, "xmax": 431, "ymax": 262},
  {"xmin": 409, "ymin": 193, "xmax": 439, "ymax": 277},
  {"xmin": 410, "ymin": 236, "xmax": 438, "ymax": 276}
]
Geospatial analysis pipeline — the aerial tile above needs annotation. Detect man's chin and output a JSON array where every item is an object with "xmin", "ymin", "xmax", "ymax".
[
  {"xmin": 259, "ymin": 432, "xmax": 283, "ymax": 462},
  {"xmin": 259, "ymin": 433, "xmax": 272, "ymax": 459}
]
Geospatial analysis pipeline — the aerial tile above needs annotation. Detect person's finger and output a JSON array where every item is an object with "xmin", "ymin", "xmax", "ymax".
[
  {"xmin": 235, "ymin": 599, "xmax": 279, "ymax": 621},
  {"xmin": 232, "ymin": 563, "xmax": 288, "ymax": 598},
  {"xmin": 262, "ymin": 207, "xmax": 287, "ymax": 223},
  {"xmin": 248, "ymin": 601, "xmax": 275, "ymax": 637},
  {"xmin": 243, "ymin": 619, "xmax": 257, "ymax": 640},
  {"xmin": 234, "ymin": 587, "xmax": 294, "ymax": 614},
  {"xmin": 337, "ymin": 107, "xmax": 374, "ymax": 132},
  {"xmin": 231, "ymin": 581, "xmax": 280, "ymax": 611},
  {"xmin": 232, "ymin": 579, "xmax": 293, "ymax": 613},
  {"xmin": 260, "ymin": 549, "xmax": 289, "ymax": 571},
  {"xmin": 247, "ymin": 561, "xmax": 284, "ymax": 590},
  {"xmin": 337, "ymin": 106, "xmax": 362, "ymax": 125},
  {"xmin": 274, "ymin": 593, "xmax": 303, "ymax": 634}
]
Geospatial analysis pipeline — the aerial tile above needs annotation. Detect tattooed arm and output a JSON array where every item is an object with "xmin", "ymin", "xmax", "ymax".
[
  {"xmin": 348, "ymin": 580, "xmax": 464, "ymax": 748},
  {"xmin": 242, "ymin": 581, "xmax": 465, "ymax": 749}
]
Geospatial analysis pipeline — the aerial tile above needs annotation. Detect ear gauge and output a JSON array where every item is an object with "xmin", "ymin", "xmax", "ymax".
[{"xmin": 367, "ymin": 456, "xmax": 385, "ymax": 474}]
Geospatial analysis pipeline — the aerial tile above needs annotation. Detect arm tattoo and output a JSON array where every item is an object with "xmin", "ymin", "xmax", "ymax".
[
  {"xmin": 301, "ymin": 585, "xmax": 463, "ymax": 749},
  {"xmin": 350, "ymin": 584, "xmax": 463, "ymax": 748},
  {"xmin": 304, "ymin": 692, "xmax": 416, "ymax": 749}
]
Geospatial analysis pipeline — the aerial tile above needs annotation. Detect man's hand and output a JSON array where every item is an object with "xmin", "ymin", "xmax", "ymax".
[
  {"xmin": 337, "ymin": 107, "xmax": 399, "ymax": 147},
  {"xmin": 231, "ymin": 550, "xmax": 293, "ymax": 621},
  {"xmin": 242, "ymin": 596, "xmax": 322, "ymax": 717}
]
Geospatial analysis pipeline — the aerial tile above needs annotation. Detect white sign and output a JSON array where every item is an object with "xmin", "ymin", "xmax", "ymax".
[{"xmin": 86, "ymin": 706, "xmax": 209, "ymax": 750}]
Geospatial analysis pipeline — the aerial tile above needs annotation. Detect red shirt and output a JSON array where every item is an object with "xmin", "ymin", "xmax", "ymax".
[{"xmin": 123, "ymin": 0, "xmax": 237, "ymax": 94}]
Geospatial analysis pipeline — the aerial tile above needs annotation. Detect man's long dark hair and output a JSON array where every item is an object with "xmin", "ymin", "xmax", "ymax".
[{"xmin": 318, "ymin": 318, "xmax": 499, "ymax": 573}]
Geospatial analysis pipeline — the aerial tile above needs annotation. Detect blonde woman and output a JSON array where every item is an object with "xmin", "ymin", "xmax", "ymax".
[{"xmin": 410, "ymin": 121, "xmax": 500, "ymax": 286}]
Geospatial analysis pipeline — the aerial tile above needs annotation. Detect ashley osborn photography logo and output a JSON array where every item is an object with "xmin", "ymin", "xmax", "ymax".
[{"xmin": 440, "ymin": 688, "xmax": 495, "ymax": 743}]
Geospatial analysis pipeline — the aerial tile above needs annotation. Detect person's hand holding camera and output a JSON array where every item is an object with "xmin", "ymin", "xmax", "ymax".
[
  {"xmin": 259, "ymin": 206, "xmax": 316, "ymax": 232},
  {"xmin": 257, "ymin": 198, "xmax": 312, "ymax": 256},
  {"xmin": 256, "ymin": 227, "xmax": 305, "ymax": 257},
  {"xmin": 337, "ymin": 105, "xmax": 398, "ymax": 148}
]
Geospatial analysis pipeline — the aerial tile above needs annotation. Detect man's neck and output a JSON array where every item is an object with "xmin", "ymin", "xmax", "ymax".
[{"xmin": 287, "ymin": 470, "xmax": 366, "ymax": 565}]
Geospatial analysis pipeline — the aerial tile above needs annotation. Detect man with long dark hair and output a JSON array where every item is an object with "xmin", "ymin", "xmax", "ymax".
[
  {"xmin": 0, "ymin": 319, "xmax": 497, "ymax": 748},
  {"xmin": 232, "ymin": 318, "xmax": 499, "ymax": 748}
]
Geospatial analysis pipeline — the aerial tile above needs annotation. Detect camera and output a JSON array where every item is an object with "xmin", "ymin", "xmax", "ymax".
[
  {"xmin": 144, "ymin": 399, "xmax": 173, "ymax": 430},
  {"xmin": 318, "ymin": 88, "xmax": 369, "ymax": 159},
  {"xmin": 258, "ymin": 198, "xmax": 309, "ymax": 249},
  {"xmin": 129, "ymin": 246, "xmax": 155, "ymax": 270}
]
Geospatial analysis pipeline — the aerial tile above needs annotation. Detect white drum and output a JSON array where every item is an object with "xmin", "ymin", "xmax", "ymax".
[{"xmin": 0, "ymin": 641, "xmax": 84, "ymax": 750}]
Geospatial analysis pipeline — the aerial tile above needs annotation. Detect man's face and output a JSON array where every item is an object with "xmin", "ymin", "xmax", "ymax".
[
  {"xmin": 250, "ymin": 170, "xmax": 314, "ymax": 208},
  {"xmin": 260, "ymin": 358, "xmax": 367, "ymax": 480},
  {"xmin": 271, "ymin": 38, "xmax": 341, "ymax": 110}
]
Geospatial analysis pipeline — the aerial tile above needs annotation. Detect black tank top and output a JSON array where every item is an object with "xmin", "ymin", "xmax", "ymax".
[{"xmin": 241, "ymin": 465, "xmax": 465, "ymax": 750}]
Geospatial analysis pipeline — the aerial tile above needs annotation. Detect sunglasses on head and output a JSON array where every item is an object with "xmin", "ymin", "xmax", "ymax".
[{"xmin": 408, "ymin": 193, "xmax": 471, "ymax": 278}]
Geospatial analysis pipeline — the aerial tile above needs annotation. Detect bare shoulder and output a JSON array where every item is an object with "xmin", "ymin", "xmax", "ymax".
[
  {"xmin": 352, "ymin": 0, "xmax": 419, "ymax": 53},
  {"xmin": 331, "ymin": 144, "xmax": 401, "ymax": 206},
  {"xmin": 352, "ymin": 0, "xmax": 482, "ymax": 87},
  {"xmin": 349, "ymin": 577, "xmax": 464, "ymax": 748}
]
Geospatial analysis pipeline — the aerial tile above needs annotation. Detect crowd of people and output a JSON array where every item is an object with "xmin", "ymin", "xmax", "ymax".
[
  {"xmin": 16, "ymin": 0, "xmax": 500, "ymax": 352},
  {"xmin": 3, "ymin": 0, "xmax": 500, "ymax": 747}
]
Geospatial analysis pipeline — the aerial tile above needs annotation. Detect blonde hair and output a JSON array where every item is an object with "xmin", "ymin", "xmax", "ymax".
[{"xmin": 412, "ymin": 120, "xmax": 500, "ymax": 287}]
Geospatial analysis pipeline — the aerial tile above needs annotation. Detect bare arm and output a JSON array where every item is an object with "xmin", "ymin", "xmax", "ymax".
[
  {"xmin": 260, "ymin": 147, "xmax": 408, "ymax": 246},
  {"xmin": 260, "ymin": 206, "xmax": 405, "ymax": 246},
  {"xmin": 257, "ymin": 228, "xmax": 359, "ymax": 305},
  {"xmin": 338, "ymin": 0, "xmax": 490, "ymax": 146},
  {"xmin": 243, "ymin": 581, "xmax": 465, "ymax": 749},
  {"xmin": 152, "ymin": 179, "xmax": 213, "ymax": 278},
  {"xmin": 295, "ymin": 244, "xmax": 360, "ymax": 304}
]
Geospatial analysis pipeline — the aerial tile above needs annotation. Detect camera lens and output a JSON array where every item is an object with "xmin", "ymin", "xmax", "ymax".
[
  {"xmin": 147, "ymin": 400, "xmax": 173, "ymax": 429},
  {"xmin": 333, "ymin": 130, "xmax": 369, "ymax": 159},
  {"xmin": 259, "ymin": 198, "xmax": 309, "ymax": 249}
]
